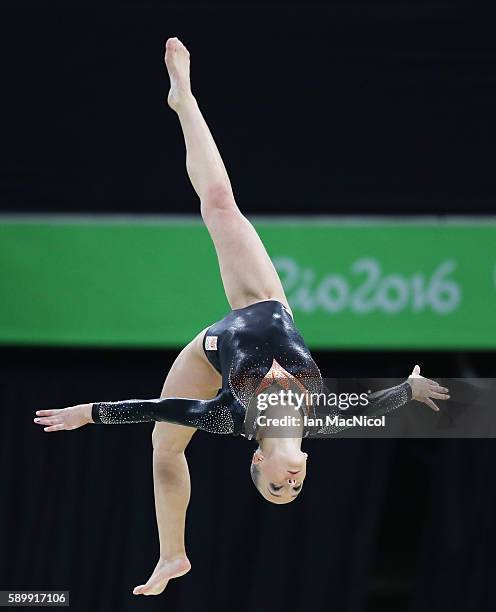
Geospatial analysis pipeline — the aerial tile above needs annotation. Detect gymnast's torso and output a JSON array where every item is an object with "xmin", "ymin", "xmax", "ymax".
[
  {"xmin": 202, "ymin": 299, "xmax": 323, "ymax": 438},
  {"xmin": 92, "ymin": 300, "xmax": 323, "ymax": 436}
]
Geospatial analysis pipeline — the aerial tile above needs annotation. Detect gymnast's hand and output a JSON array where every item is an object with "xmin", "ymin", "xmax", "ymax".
[
  {"xmin": 407, "ymin": 365, "xmax": 450, "ymax": 412},
  {"xmin": 34, "ymin": 403, "xmax": 93, "ymax": 432}
]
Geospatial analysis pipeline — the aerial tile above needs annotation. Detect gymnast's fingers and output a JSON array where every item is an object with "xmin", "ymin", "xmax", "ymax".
[
  {"xmin": 430, "ymin": 385, "xmax": 449, "ymax": 393},
  {"xmin": 429, "ymin": 390, "xmax": 450, "ymax": 400},
  {"xmin": 423, "ymin": 397, "xmax": 440, "ymax": 412},
  {"xmin": 36, "ymin": 409, "xmax": 63, "ymax": 417},
  {"xmin": 44, "ymin": 424, "xmax": 67, "ymax": 433},
  {"xmin": 34, "ymin": 416, "xmax": 63, "ymax": 426}
]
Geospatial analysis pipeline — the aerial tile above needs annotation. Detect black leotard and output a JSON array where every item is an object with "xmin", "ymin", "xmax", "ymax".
[{"xmin": 92, "ymin": 300, "xmax": 412, "ymax": 437}]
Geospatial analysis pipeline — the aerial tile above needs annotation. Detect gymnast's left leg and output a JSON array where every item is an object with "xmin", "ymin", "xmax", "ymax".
[{"xmin": 134, "ymin": 329, "xmax": 221, "ymax": 596}]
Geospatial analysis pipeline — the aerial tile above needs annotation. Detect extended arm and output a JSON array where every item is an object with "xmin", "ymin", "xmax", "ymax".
[
  {"xmin": 92, "ymin": 392, "xmax": 240, "ymax": 433},
  {"xmin": 310, "ymin": 365, "xmax": 450, "ymax": 437},
  {"xmin": 311, "ymin": 381, "xmax": 412, "ymax": 436},
  {"xmin": 35, "ymin": 389, "xmax": 243, "ymax": 435}
]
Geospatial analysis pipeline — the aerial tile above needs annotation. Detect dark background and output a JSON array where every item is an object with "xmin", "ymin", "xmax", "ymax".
[
  {"xmin": 1, "ymin": 2, "xmax": 496, "ymax": 215},
  {"xmin": 1, "ymin": 3, "xmax": 495, "ymax": 612}
]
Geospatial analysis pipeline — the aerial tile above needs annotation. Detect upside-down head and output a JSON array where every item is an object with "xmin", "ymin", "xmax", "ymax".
[{"xmin": 250, "ymin": 444, "xmax": 308, "ymax": 504}]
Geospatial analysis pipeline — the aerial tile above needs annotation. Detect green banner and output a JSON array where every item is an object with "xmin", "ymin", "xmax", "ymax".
[{"xmin": 0, "ymin": 217, "xmax": 494, "ymax": 348}]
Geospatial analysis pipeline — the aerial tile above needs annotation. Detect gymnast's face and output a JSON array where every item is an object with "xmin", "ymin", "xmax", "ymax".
[{"xmin": 251, "ymin": 446, "xmax": 308, "ymax": 504}]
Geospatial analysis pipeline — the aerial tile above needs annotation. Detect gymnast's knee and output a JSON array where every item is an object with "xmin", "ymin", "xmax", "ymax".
[
  {"xmin": 200, "ymin": 185, "xmax": 237, "ymax": 220},
  {"xmin": 153, "ymin": 446, "xmax": 185, "ymax": 472}
]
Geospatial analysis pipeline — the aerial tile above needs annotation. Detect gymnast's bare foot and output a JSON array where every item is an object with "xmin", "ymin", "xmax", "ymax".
[
  {"xmin": 132, "ymin": 555, "xmax": 191, "ymax": 596},
  {"xmin": 165, "ymin": 37, "xmax": 193, "ymax": 111}
]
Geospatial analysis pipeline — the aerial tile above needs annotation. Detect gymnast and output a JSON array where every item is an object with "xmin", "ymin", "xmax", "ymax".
[{"xmin": 34, "ymin": 37, "xmax": 450, "ymax": 595}]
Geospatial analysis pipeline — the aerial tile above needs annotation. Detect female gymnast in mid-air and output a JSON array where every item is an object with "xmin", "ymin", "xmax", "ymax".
[{"xmin": 34, "ymin": 37, "xmax": 450, "ymax": 595}]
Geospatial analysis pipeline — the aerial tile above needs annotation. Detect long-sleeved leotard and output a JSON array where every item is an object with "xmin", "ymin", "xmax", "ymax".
[{"xmin": 92, "ymin": 300, "xmax": 412, "ymax": 437}]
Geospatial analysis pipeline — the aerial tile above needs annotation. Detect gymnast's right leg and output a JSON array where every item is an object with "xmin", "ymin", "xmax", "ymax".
[{"xmin": 165, "ymin": 37, "xmax": 291, "ymax": 313}]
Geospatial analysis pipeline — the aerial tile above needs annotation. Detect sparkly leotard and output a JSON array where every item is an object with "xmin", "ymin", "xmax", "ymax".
[{"xmin": 92, "ymin": 300, "xmax": 412, "ymax": 437}]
